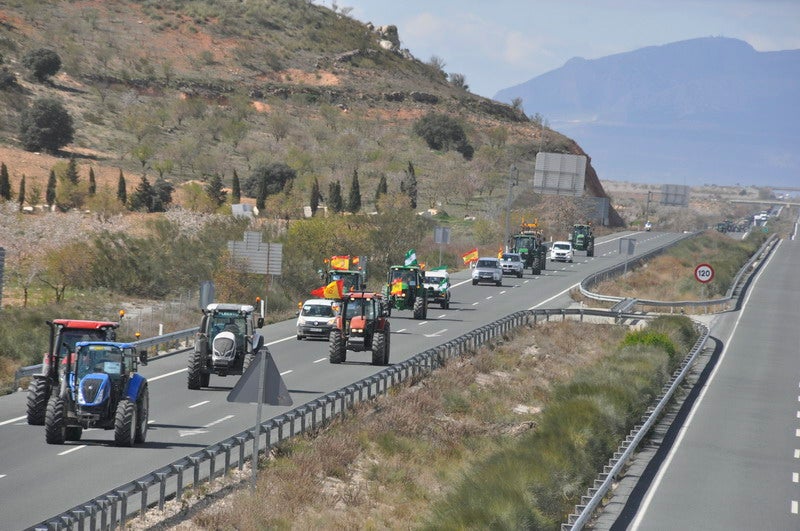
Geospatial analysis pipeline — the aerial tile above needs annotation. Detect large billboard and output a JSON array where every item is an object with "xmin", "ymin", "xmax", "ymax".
[
  {"xmin": 228, "ymin": 232, "xmax": 282, "ymax": 275},
  {"xmin": 661, "ymin": 184, "xmax": 690, "ymax": 206},
  {"xmin": 532, "ymin": 153, "xmax": 586, "ymax": 197}
]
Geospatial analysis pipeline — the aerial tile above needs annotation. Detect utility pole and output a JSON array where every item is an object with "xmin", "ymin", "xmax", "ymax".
[
  {"xmin": 504, "ymin": 165, "xmax": 519, "ymax": 248},
  {"xmin": 645, "ymin": 191, "xmax": 652, "ymax": 221}
]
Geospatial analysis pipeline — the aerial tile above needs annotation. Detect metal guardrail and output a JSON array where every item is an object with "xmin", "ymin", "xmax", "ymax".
[
  {"xmin": 29, "ymin": 307, "xmax": 650, "ymax": 531},
  {"xmin": 13, "ymin": 327, "xmax": 199, "ymax": 390},
  {"xmin": 561, "ymin": 321, "xmax": 711, "ymax": 530}
]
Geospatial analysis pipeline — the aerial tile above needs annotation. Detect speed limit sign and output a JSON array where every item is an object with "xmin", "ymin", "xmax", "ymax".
[{"xmin": 694, "ymin": 263, "xmax": 714, "ymax": 283}]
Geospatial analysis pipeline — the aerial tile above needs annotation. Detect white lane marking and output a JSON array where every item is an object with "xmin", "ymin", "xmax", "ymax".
[
  {"xmin": 179, "ymin": 429, "xmax": 207, "ymax": 437},
  {"xmin": 0, "ymin": 474, "xmax": 6, "ymax": 479},
  {"xmin": 524, "ymin": 279, "xmax": 530, "ymax": 284},
  {"xmin": 189, "ymin": 400, "xmax": 209, "ymax": 409},
  {"xmin": 796, "ymin": 428, "xmax": 800, "ymax": 438},
  {"xmin": 418, "ymin": 321, "xmax": 428, "ymax": 325},
  {"xmin": 793, "ymin": 501, "xmax": 799, "ymax": 514},
  {"xmin": 58, "ymin": 445, "xmax": 87, "ymax": 456},
  {"xmin": 794, "ymin": 449, "xmax": 800, "ymax": 459},
  {"xmin": 793, "ymin": 473, "xmax": 799, "ymax": 483},
  {"xmin": 0, "ymin": 415, "xmax": 26, "ymax": 427},
  {"xmin": 436, "ymin": 314, "xmax": 446, "ymax": 319},
  {"xmin": 500, "ymin": 290, "xmax": 507, "ymax": 294},
  {"xmin": 204, "ymin": 415, "xmax": 234, "ymax": 428},
  {"xmin": 267, "ymin": 336, "xmax": 295, "ymax": 346},
  {"xmin": 149, "ymin": 368, "xmax": 188, "ymax": 382},
  {"xmin": 472, "ymin": 302, "xmax": 479, "ymax": 306},
  {"xmin": 424, "ymin": 329, "xmax": 448, "ymax": 338},
  {"xmin": 486, "ymin": 296, "xmax": 493, "ymax": 300},
  {"xmin": 797, "ymin": 411, "xmax": 800, "ymax": 418},
  {"xmin": 631, "ymin": 238, "xmax": 782, "ymax": 530},
  {"xmin": 396, "ymin": 328, "xmax": 406, "ymax": 333},
  {"xmin": 280, "ymin": 370, "xmax": 293, "ymax": 376},
  {"xmin": 314, "ymin": 358, "xmax": 327, "ymax": 363}
]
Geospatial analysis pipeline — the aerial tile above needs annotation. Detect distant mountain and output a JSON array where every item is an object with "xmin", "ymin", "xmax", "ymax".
[{"xmin": 495, "ymin": 37, "xmax": 800, "ymax": 188}]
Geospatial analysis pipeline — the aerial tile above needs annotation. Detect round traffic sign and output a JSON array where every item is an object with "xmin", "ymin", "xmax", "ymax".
[{"xmin": 694, "ymin": 263, "xmax": 714, "ymax": 283}]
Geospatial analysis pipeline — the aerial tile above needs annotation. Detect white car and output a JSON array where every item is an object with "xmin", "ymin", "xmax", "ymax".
[
  {"xmin": 423, "ymin": 269, "xmax": 451, "ymax": 309},
  {"xmin": 296, "ymin": 298, "xmax": 338, "ymax": 340},
  {"xmin": 549, "ymin": 241, "xmax": 574, "ymax": 263},
  {"xmin": 472, "ymin": 257, "xmax": 503, "ymax": 286},
  {"xmin": 644, "ymin": 221, "xmax": 652, "ymax": 231}
]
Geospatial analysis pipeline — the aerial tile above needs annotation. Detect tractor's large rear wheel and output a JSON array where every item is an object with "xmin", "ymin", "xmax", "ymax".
[
  {"xmin": 587, "ymin": 245, "xmax": 594, "ymax": 257},
  {"xmin": 187, "ymin": 349, "xmax": 204, "ymax": 390},
  {"xmin": 135, "ymin": 386, "xmax": 149, "ymax": 444},
  {"xmin": 27, "ymin": 378, "xmax": 50, "ymax": 425},
  {"xmin": 115, "ymin": 399, "xmax": 137, "ymax": 447},
  {"xmin": 329, "ymin": 329, "xmax": 346, "ymax": 364},
  {"xmin": 44, "ymin": 396, "xmax": 66, "ymax": 444}
]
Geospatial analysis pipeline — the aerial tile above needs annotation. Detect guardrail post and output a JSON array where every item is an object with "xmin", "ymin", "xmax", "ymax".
[
  {"xmin": 155, "ymin": 472, "xmax": 167, "ymax": 512},
  {"xmin": 84, "ymin": 503, "xmax": 97, "ymax": 531},
  {"xmin": 206, "ymin": 449, "xmax": 217, "ymax": 483},
  {"xmin": 222, "ymin": 443, "xmax": 232, "ymax": 476},
  {"xmin": 118, "ymin": 490, "xmax": 129, "ymax": 529},
  {"xmin": 236, "ymin": 436, "xmax": 247, "ymax": 470},
  {"xmin": 191, "ymin": 456, "xmax": 201, "ymax": 487},
  {"xmin": 99, "ymin": 498, "xmax": 110, "ymax": 531},
  {"xmin": 137, "ymin": 481, "xmax": 149, "ymax": 521},
  {"xmin": 107, "ymin": 494, "xmax": 117, "ymax": 531}
]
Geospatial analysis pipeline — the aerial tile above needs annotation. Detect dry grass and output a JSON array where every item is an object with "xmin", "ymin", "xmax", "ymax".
[{"xmin": 154, "ymin": 320, "xmax": 626, "ymax": 530}]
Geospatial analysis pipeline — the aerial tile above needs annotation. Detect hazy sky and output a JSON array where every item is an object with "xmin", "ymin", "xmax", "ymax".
[{"xmin": 314, "ymin": 0, "xmax": 800, "ymax": 99}]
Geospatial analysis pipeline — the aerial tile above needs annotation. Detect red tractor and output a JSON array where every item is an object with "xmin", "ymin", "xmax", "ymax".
[
  {"xmin": 329, "ymin": 292, "xmax": 390, "ymax": 366},
  {"xmin": 27, "ymin": 319, "xmax": 120, "ymax": 425}
]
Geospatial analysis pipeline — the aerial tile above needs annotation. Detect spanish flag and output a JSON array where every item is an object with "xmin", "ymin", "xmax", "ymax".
[
  {"xmin": 311, "ymin": 279, "xmax": 344, "ymax": 299},
  {"xmin": 461, "ymin": 248, "xmax": 478, "ymax": 265},
  {"xmin": 390, "ymin": 277, "xmax": 405, "ymax": 295},
  {"xmin": 330, "ymin": 255, "xmax": 350, "ymax": 270},
  {"xmin": 497, "ymin": 246, "xmax": 504, "ymax": 259}
]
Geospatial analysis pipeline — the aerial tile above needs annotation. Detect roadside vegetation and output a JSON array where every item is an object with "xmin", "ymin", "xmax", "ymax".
[
  {"xmin": 164, "ymin": 316, "xmax": 696, "ymax": 530},
  {"xmin": 589, "ymin": 228, "xmax": 773, "ymax": 302}
]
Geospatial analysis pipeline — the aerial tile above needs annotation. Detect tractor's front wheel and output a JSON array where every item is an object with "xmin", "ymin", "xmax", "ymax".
[
  {"xmin": 115, "ymin": 399, "xmax": 137, "ymax": 447},
  {"xmin": 27, "ymin": 378, "xmax": 50, "ymax": 425},
  {"xmin": 371, "ymin": 324, "xmax": 390, "ymax": 366},
  {"xmin": 135, "ymin": 386, "xmax": 149, "ymax": 444},
  {"xmin": 65, "ymin": 426, "xmax": 83, "ymax": 441},
  {"xmin": 413, "ymin": 295, "xmax": 427, "ymax": 320},
  {"xmin": 329, "ymin": 330, "xmax": 346, "ymax": 364},
  {"xmin": 44, "ymin": 396, "xmax": 66, "ymax": 445},
  {"xmin": 587, "ymin": 246, "xmax": 594, "ymax": 257},
  {"xmin": 187, "ymin": 350, "xmax": 204, "ymax": 390}
]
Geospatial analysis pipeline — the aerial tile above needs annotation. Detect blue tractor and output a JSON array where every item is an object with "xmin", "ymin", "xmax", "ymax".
[{"xmin": 45, "ymin": 341, "xmax": 149, "ymax": 447}]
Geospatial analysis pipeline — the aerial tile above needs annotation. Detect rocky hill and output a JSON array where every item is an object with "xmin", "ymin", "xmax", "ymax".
[{"xmin": 0, "ymin": 0, "xmax": 619, "ymax": 230}]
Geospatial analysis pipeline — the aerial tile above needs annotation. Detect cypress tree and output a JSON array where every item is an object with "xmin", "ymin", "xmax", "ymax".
[
  {"xmin": 46, "ymin": 168, "xmax": 56, "ymax": 206},
  {"xmin": 65, "ymin": 155, "xmax": 79, "ymax": 185},
  {"xmin": 374, "ymin": 173, "xmax": 388, "ymax": 205},
  {"xmin": 0, "ymin": 162, "xmax": 11, "ymax": 200},
  {"xmin": 401, "ymin": 161, "xmax": 417, "ymax": 209},
  {"xmin": 206, "ymin": 174, "xmax": 227, "ymax": 207},
  {"xmin": 18, "ymin": 175, "xmax": 25, "ymax": 210},
  {"xmin": 347, "ymin": 169, "xmax": 361, "ymax": 213},
  {"xmin": 310, "ymin": 177, "xmax": 321, "ymax": 216},
  {"xmin": 88, "ymin": 167, "xmax": 96, "ymax": 196},
  {"xmin": 117, "ymin": 169, "xmax": 127, "ymax": 204},
  {"xmin": 231, "ymin": 168, "xmax": 241, "ymax": 204},
  {"xmin": 328, "ymin": 180, "xmax": 343, "ymax": 213}
]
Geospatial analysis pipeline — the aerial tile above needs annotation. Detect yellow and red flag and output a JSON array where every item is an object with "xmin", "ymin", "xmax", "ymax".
[
  {"xmin": 390, "ymin": 277, "xmax": 405, "ymax": 295},
  {"xmin": 461, "ymin": 248, "xmax": 479, "ymax": 265},
  {"xmin": 322, "ymin": 279, "xmax": 344, "ymax": 299},
  {"xmin": 330, "ymin": 255, "xmax": 350, "ymax": 270},
  {"xmin": 497, "ymin": 246, "xmax": 504, "ymax": 259}
]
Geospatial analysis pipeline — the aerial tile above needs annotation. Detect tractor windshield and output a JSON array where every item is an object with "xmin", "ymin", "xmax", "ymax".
[
  {"xmin": 512, "ymin": 236, "xmax": 534, "ymax": 252},
  {"xmin": 75, "ymin": 344, "xmax": 124, "ymax": 380},
  {"xmin": 210, "ymin": 315, "xmax": 247, "ymax": 339},
  {"xmin": 390, "ymin": 269, "xmax": 417, "ymax": 286},
  {"xmin": 344, "ymin": 298, "xmax": 375, "ymax": 320},
  {"xmin": 329, "ymin": 271, "xmax": 361, "ymax": 293}
]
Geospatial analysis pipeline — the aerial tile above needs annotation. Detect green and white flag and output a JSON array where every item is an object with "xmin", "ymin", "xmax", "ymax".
[{"xmin": 404, "ymin": 249, "xmax": 417, "ymax": 266}]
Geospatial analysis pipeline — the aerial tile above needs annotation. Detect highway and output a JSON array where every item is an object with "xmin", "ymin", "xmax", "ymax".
[
  {"xmin": 612, "ymin": 236, "xmax": 800, "ymax": 530},
  {"xmin": 0, "ymin": 230, "xmax": 684, "ymax": 530}
]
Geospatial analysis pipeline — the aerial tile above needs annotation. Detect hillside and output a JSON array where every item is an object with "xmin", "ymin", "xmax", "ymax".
[
  {"xmin": 495, "ymin": 37, "xmax": 800, "ymax": 187},
  {"xmin": 0, "ymin": 0, "xmax": 619, "ymax": 229}
]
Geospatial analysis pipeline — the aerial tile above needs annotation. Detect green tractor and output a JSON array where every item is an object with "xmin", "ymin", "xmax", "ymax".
[
  {"xmin": 509, "ymin": 222, "xmax": 547, "ymax": 275},
  {"xmin": 570, "ymin": 223, "xmax": 595, "ymax": 257},
  {"xmin": 383, "ymin": 265, "xmax": 428, "ymax": 319}
]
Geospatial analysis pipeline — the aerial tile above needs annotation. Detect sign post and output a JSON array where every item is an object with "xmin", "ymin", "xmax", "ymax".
[{"xmin": 694, "ymin": 263, "xmax": 714, "ymax": 305}]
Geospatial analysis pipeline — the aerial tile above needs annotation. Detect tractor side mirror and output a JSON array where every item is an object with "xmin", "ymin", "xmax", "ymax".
[{"xmin": 139, "ymin": 350, "xmax": 148, "ymax": 366}]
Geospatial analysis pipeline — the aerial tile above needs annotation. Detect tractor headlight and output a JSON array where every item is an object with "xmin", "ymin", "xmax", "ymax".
[{"xmin": 351, "ymin": 328, "xmax": 363, "ymax": 333}]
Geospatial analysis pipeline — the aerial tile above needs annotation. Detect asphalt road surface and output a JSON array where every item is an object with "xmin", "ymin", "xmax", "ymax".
[{"xmin": 0, "ymin": 230, "xmax": 685, "ymax": 530}]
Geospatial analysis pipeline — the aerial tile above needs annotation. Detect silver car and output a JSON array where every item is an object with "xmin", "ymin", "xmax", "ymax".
[
  {"xmin": 500, "ymin": 252, "xmax": 524, "ymax": 278},
  {"xmin": 471, "ymin": 257, "xmax": 503, "ymax": 286}
]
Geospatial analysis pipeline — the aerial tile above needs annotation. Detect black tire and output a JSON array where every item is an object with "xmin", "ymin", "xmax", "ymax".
[
  {"xmin": 587, "ymin": 247, "xmax": 594, "ymax": 257},
  {"xmin": 200, "ymin": 372, "xmax": 210, "ymax": 387},
  {"xmin": 296, "ymin": 334, "xmax": 303, "ymax": 340},
  {"xmin": 384, "ymin": 323, "xmax": 390, "ymax": 365},
  {"xmin": 243, "ymin": 351, "xmax": 255, "ymax": 373},
  {"xmin": 371, "ymin": 330, "xmax": 387, "ymax": 365},
  {"xmin": 187, "ymin": 349, "xmax": 204, "ymax": 390},
  {"xmin": 496, "ymin": 280, "xmax": 502, "ymax": 286},
  {"xmin": 329, "ymin": 329, "xmax": 346, "ymax": 364},
  {"xmin": 472, "ymin": 280, "xmax": 477, "ymax": 285},
  {"xmin": 65, "ymin": 426, "xmax": 83, "ymax": 441},
  {"xmin": 27, "ymin": 378, "xmax": 50, "ymax": 425},
  {"xmin": 441, "ymin": 300, "xmax": 447, "ymax": 309},
  {"xmin": 413, "ymin": 294, "xmax": 426, "ymax": 320},
  {"xmin": 44, "ymin": 396, "xmax": 66, "ymax": 445},
  {"xmin": 114, "ymin": 399, "xmax": 137, "ymax": 447},
  {"xmin": 135, "ymin": 386, "xmax": 149, "ymax": 444},
  {"xmin": 517, "ymin": 270, "xmax": 523, "ymax": 278}
]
